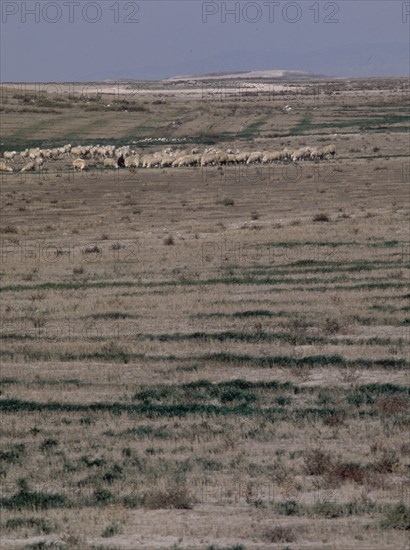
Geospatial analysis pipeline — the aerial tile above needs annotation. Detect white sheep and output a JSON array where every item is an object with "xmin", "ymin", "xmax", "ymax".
[
  {"xmin": 71, "ymin": 146, "xmax": 82, "ymax": 157},
  {"xmin": 125, "ymin": 155, "xmax": 140, "ymax": 168},
  {"xmin": 103, "ymin": 158, "xmax": 119, "ymax": 169},
  {"xmin": 321, "ymin": 144, "xmax": 336, "ymax": 158},
  {"xmin": 0, "ymin": 161, "xmax": 13, "ymax": 172},
  {"xmin": 246, "ymin": 152, "xmax": 263, "ymax": 165},
  {"xmin": 235, "ymin": 152, "xmax": 249, "ymax": 164},
  {"xmin": 21, "ymin": 161, "xmax": 36, "ymax": 172},
  {"xmin": 3, "ymin": 151, "xmax": 17, "ymax": 161},
  {"xmin": 160, "ymin": 155, "xmax": 175, "ymax": 168},
  {"xmin": 262, "ymin": 151, "xmax": 281, "ymax": 164},
  {"xmin": 72, "ymin": 159, "xmax": 87, "ymax": 172}
]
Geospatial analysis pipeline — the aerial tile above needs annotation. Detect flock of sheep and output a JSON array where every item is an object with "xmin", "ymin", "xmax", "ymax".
[{"xmin": 0, "ymin": 143, "xmax": 336, "ymax": 173}]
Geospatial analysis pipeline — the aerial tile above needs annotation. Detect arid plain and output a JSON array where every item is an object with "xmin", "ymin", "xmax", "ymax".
[{"xmin": 0, "ymin": 78, "xmax": 409, "ymax": 549}]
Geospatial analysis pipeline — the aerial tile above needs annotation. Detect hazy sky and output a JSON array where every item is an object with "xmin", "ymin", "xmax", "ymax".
[{"xmin": 1, "ymin": 1, "xmax": 409, "ymax": 80}]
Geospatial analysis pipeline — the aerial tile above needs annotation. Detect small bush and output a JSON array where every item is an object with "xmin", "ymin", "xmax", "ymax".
[
  {"xmin": 376, "ymin": 395, "xmax": 408, "ymax": 414},
  {"xmin": 327, "ymin": 462, "xmax": 366, "ymax": 485},
  {"xmin": 303, "ymin": 449, "xmax": 333, "ymax": 475},
  {"xmin": 163, "ymin": 235, "xmax": 175, "ymax": 246},
  {"xmin": 143, "ymin": 485, "xmax": 193, "ymax": 509},
  {"xmin": 93, "ymin": 488, "xmax": 114, "ymax": 505},
  {"xmin": 4, "ymin": 517, "xmax": 54, "ymax": 534},
  {"xmin": 262, "ymin": 525, "xmax": 296, "ymax": 542},
  {"xmin": 275, "ymin": 499, "xmax": 301, "ymax": 516},
  {"xmin": 82, "ymin": 244, "xmax": 102, "ymax": 255},
  {"xmin": 1, "ymin": 480, "xmax": 67, "ymax": 510},
  {"xmin": 380, "ymin": 503, "xmax": 410, "ymax": 530},
  {"xmin": 311, "ymin": 500, "xmax": 344, "ymax": 518},
  {"xmin": 313, "ymin": 213, "xmax": 330, "ymax": 222},
  {"xmin": 40, "ymin": 438, "xmax": 58, "ymax": 452},
  {"xmin": 322, "ymin": 410, "xmax": 346, "ymax": 427},
  {"xmin": 372, "ymin": 449, "xmax": 400, "ymax": 473},
  {"xmin": 102, "ymin": 522, "xmax": 122, "ymax": 537},
  {"xmin": 122, "ymin": 493, "xmax": 143, "ymax": 508},
  {"xmin": 1, "ymin": 225, "xmax": 18, "ymax": 234},
  {"xmin": 72, "ymin": 265, "xmax": 85, "ymax": 275},
  {"xmin": 216, "ymin": 197, "xmax": 235, "ymax": 206},
  {"xmin": 23, "ymin": 542, "xmax": 64, "ymax": 550}
]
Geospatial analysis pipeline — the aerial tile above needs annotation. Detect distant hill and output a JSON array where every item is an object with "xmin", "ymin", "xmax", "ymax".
[
  {"xmin": 164, "ymin": 70, "xmax": 322, "ymax": 82},
  {"xmin": 151, "ymin": 42, "xmax": 409, "ymax": 80}
]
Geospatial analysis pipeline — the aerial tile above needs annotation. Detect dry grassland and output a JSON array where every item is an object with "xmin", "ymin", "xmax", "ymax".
[{"xmin": 0, "ymin": 78, "xmax": 409, "ymax": 549}]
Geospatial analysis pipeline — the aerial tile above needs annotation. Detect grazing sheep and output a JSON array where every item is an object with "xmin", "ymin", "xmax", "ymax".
[
  {"xmin": 160, "ymin": 155, "xmax": 175, "ymax": 168},
  {"xmin": 103, "ymin": 158, "xmax": 119, "ymax": 169},
  {"xmin": 321, "ymin": 144, "xmax": 336, "ymax": 158},
  {"xmin": 3, "ymin": 151, "xmax": 17, "ymax": 161},
  {"xmin": 200, "ymin": 152, "xmax": 220, "ymax": 167},
  {"xmin": 226, "ymin": 153, "xmax": 237, "ymax": 164},
  {"xmin": 72, "ymin": 159, "xmax": 87, "ymax": 172},
  {"xmin": 21, "ymin": 162, "xmax": 36, "ymax": 172},
  {"xmin": 71, "ymin": 146, "xmax": 82, "ymax": 157},
  {"xmin": 125, "ymin": 155, "xmax": 140, "ymax": 168},
  {"xmin": 235, "ymin": 152, "xmax": 249, "ymax": 164},
  {"xmin": 291, "ymin": 147, "xmax": 311, "ymax": 162},
  {"xmin": 310, "ymin": 147, "xmax": 322, "ymax": 161},
  {"xmin": 246, "ymin": 152, "xmax": 263, "ymax": 165},
  {"xmin": 262, "ymin": 151, "xmax": 281, "ymax": 164},
  {"xmin": 172, "ymin": 154, "xmax": 201, "ymax": 167},
  {"xmin": 0, "ymin": 161, "xmax": 13, "ymax": 172}
]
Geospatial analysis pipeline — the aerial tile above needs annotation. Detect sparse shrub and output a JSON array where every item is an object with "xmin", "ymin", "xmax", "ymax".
[
  {"xmin": 380, "ymin": 503, "xmax": 410, "ymax": 530},
  {"xmin": 93, "ymin": 488, "xmax": 114, "ymax": 505},
  {"xmin": 163, "ymin": 235, "xmax": 174, "ymax": 246},
  {"xmin": 311, "ymin": 500, "xmax": 344, "ymax": 518},
  {"xmin": 262, "ymin": 525, "xmax": 296, "ymax": 543},
  {"xmin": 23, "ymin": 541, "xmax": 64, "ymax": 550},
  {"xmin": 322, "ymin": 410, "xmax": 346, "ymax": 427},
  {"xmin": 313, "ymin": 213, "xmax": 330, "ymax": 222},
  {"xmin": 372, "ymin": 449, "xmax": 400, "ymax": 473},
  {"xmin": 216, "ymin": 197, "xmax": 235, "ymax": 206},
  {"xmin": 303, "ymin": 449, "xmax": 333, "ymax": 476},
  {"xmin": 110, "ymin": 242, "xmax": 124, "ymax": 250},
  {"xmin": 326, "ymin": 462, "xmax": 366, "ymax": 485},
  {"xmin": 123, "ymin": 493, "xmax": 143, "ymax": 508},
  {"xmin": 1, "ymin": 225, "xmax": 18, "ymax": 234},
  {"xmin": 102, "ymin": 463, "xmax": 123, "ymax": 484},
  {"xmin": 207, "ymin": 545, "xmax": 245, "ymax": 550},
  {"xmin": 1, "ymin": 479, "xmax": 67, "ymax": 510},
  {"xmin": 275, "ymin": 396, "xmax": 291, "ymax": 406},
  {"xmin": 72, "ymin": 265, "xmax": 85, "ymax": 275},
  {"xmin": 39, "ymin": 438, "xmax": 58, "ymax": 452},
  {"xmin": 4, "ymin": 517, "xmax": 54, "ymax": 534},
  {"xmin": 275, "ymin": 499, "xmax": 301, "ymax": 516},
  {"xmin": 102, "ymin": 522, "xmax": 122, "ymax": 537},
  {"xmin": 143, "ymin": 484, "xmax": 194, "ymax": 509},
  {"xmin": 251, "ymin": 211, "xmax": 259, "ymax": 220},
  {"xmin": 82, "ymin": 244, "xmax": 102, "ymax": 255},
  {"xmin": 0, "ymin": 443, "xmax": 25, "ymax": 463},
  {"xmin": 376, "ymin": 395, "xmax": 408, "ymax": 415},
  {"xmin": 323, "ymin": 318, "xmax": 342, "ymax": 335},
  {"xmin": 400, "ymin": 442, "xmax": 410, "ymax": 456}
]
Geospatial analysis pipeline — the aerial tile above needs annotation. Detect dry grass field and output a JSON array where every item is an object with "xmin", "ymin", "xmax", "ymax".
[{"xmin": 0, "ymin": 78, "xmax": 409, "ymax": 549}]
